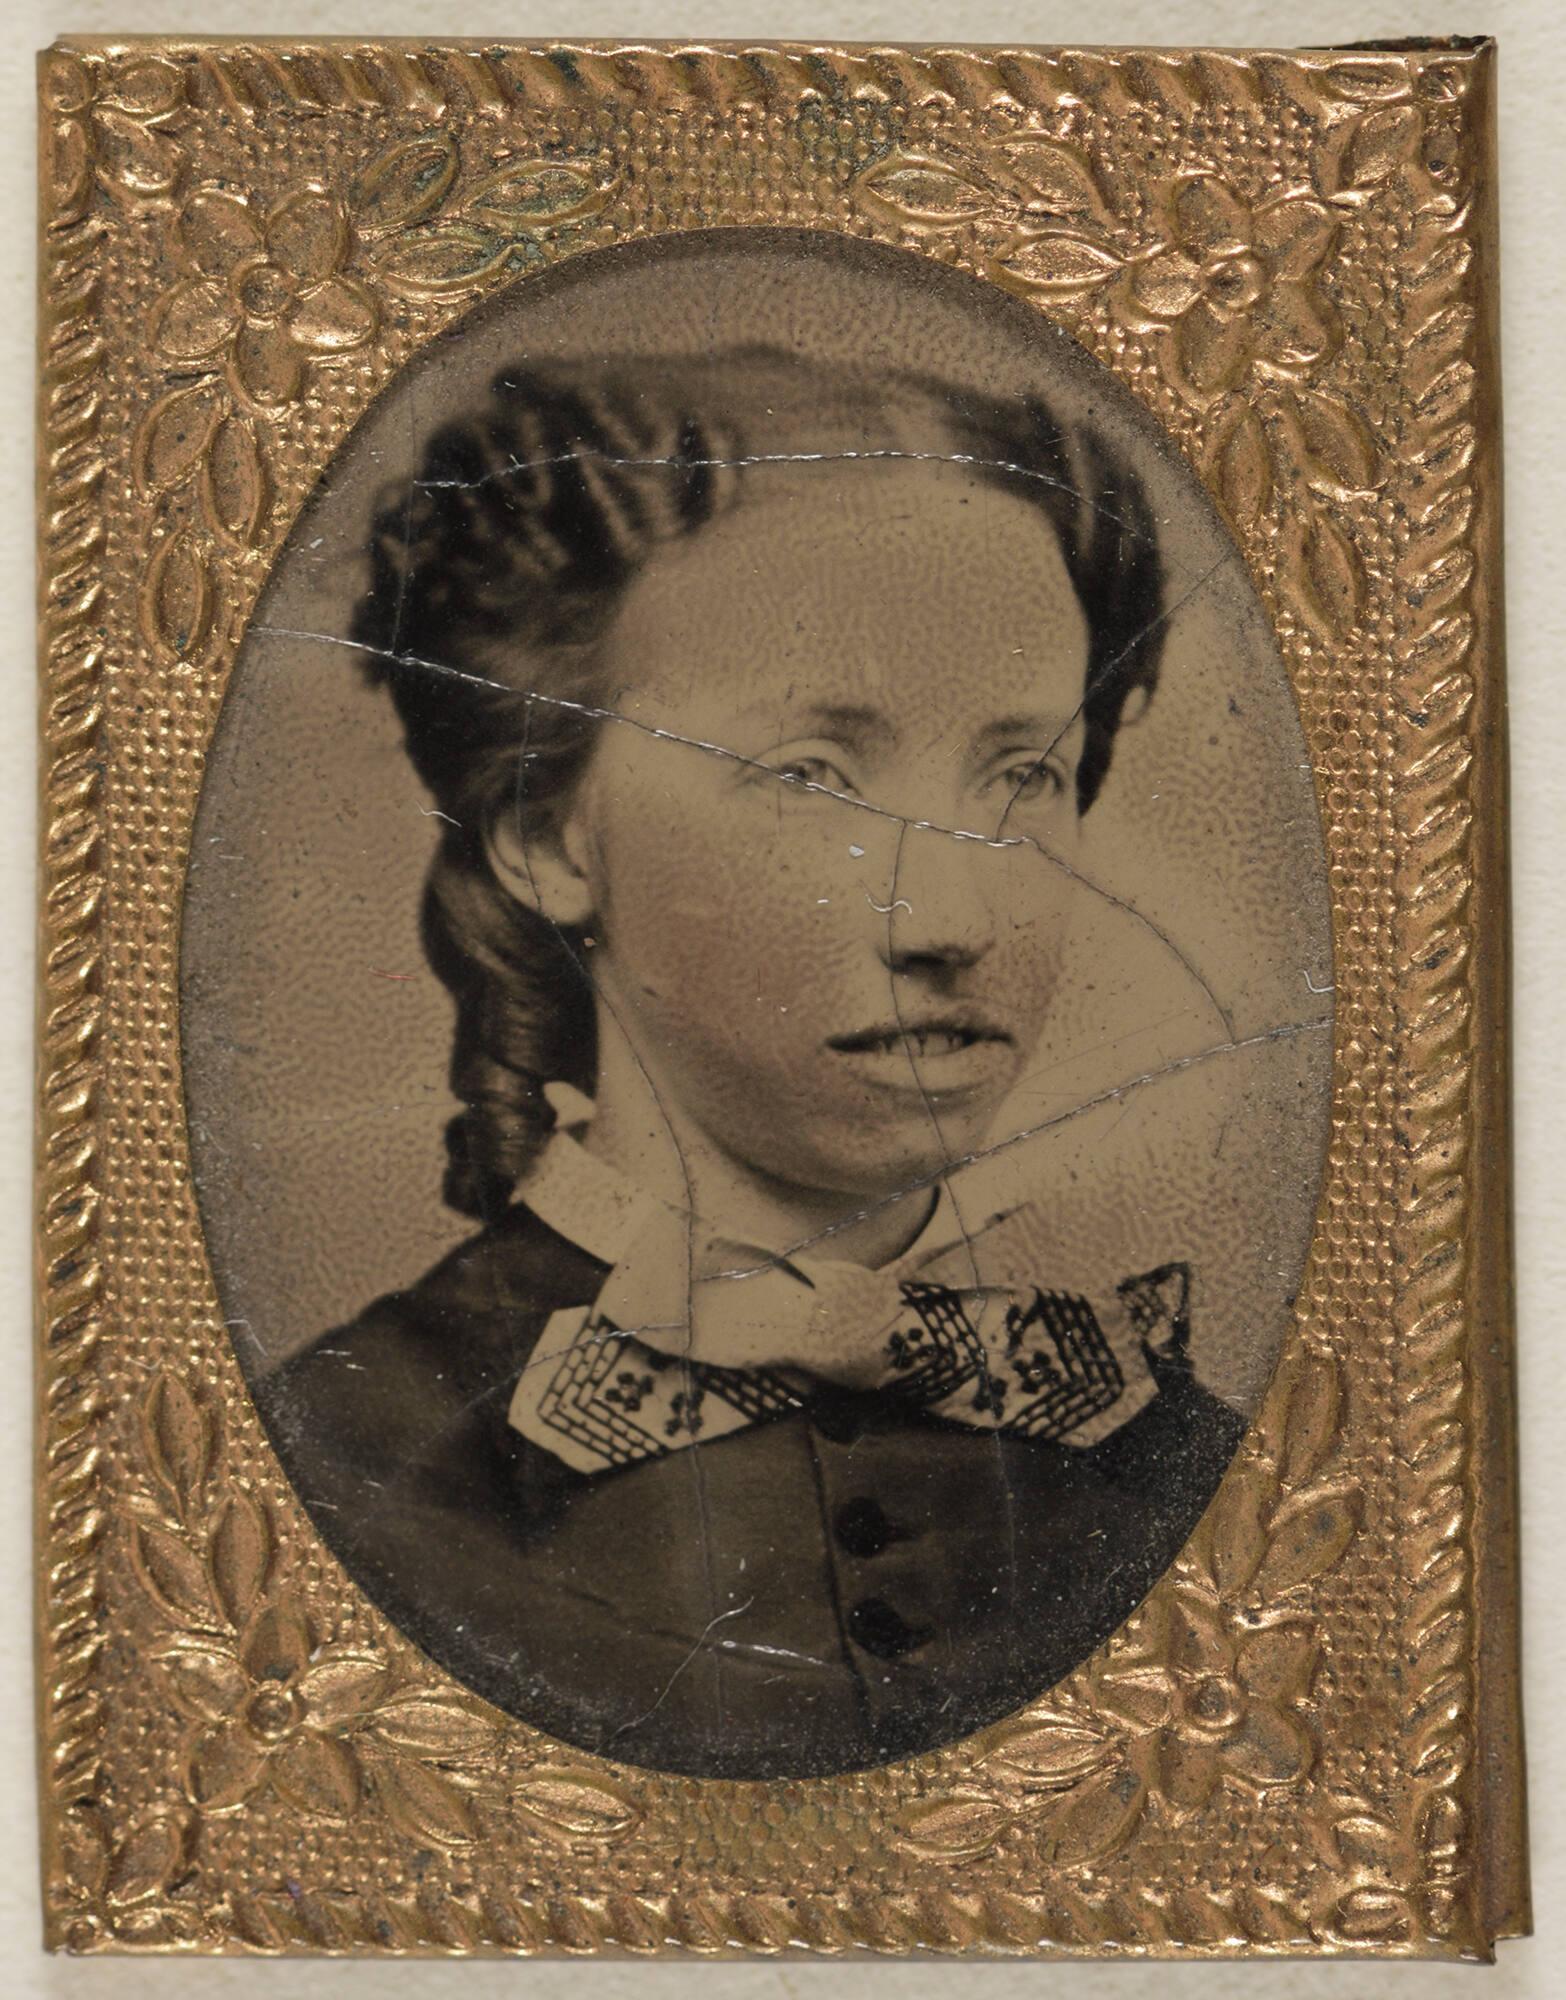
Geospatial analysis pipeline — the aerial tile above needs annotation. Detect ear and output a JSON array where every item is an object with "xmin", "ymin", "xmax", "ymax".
[{"xmin": 486, "ymin": 804, "xmax": 597, "ymax": 930}]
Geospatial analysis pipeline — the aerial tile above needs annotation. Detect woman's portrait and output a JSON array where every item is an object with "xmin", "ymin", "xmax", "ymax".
[{"xmin": 182, "ymin": 232, "xmax": 1333, "ymax": 1780}]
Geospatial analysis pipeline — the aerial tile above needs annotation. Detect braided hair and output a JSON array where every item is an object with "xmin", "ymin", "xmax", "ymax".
[{"xmin": 353, "ymin": 347, "xmax": 1166, "ymax": 1221}]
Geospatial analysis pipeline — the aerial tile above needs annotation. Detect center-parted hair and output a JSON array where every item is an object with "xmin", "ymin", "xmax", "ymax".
[{"xmin": 354, "ymin": 347, "xmax": 1166, "ymax": 1221}]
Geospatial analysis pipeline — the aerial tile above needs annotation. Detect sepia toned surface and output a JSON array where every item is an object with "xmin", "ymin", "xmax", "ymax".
[
  {"xmin": 35, "ymin": 33, "xmax": 1523, "ymax": 1955},
  {"xmin": 185, "ymin": 235, "xmax": 1330, "ymax": 1404},
  {"xmin": 181, "ymin": 231, "xmax": 1332, "ymax": 1780}
]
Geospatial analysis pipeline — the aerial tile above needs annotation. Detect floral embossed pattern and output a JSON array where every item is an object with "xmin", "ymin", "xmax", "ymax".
[
  {"xmin": 1107, "ymin": 1597, "xmax": 1317, "ymax": 1813},
  {"xmin": 34, "ymin": 37, "xmax": 1516, "ymax": 1958},
  {"xmin": 1112, "ymin": 174, "xmax": 1336, "ymax": 400},
  {"xmin": 128, "ymin": 1373, "xmax": 507, "ymax": 1845},
  {"xmin": 153, "ymin": 188, "xmax": 378, "ymax": 408},
  {"xmin": 42, "ymin": 48, "xmax": 183, "ymax": 218},
  {"xmin": 173, "ymin": 1609, "xmax": 394, "ymax": 1817}
]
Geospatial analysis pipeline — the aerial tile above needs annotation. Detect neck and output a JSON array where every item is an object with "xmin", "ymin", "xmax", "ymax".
[{"xmin": 583, "ymin": 1010, "xmax": 935, "ymax": 1269}]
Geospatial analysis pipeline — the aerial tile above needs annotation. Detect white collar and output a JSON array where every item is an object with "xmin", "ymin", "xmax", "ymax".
[
  {"xmin": 505, "ymin": 1093, "xmax": 1171, "ymax": 1473},
  {"xmin": 519, "ymin": 1082, "xmax": 1005, "ymax": 1286}
]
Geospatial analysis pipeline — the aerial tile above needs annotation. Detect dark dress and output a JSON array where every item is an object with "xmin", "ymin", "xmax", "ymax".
[{"xmin": 259, "ymin": 1200, "xmax": 1245, "ymax": 1779}]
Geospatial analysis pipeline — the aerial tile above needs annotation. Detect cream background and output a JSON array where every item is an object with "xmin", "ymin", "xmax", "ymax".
[{"xmin": 9, "ymin": 2, "xmax": 1561, "ymax": 1992}]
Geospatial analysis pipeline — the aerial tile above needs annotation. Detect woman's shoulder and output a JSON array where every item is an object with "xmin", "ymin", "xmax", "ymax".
[
  {"xmin": 1083, "ymin": 1363, "xmax": 1247, "ymax": 1519},
  {"xmin": 258, "ymin": 1200, "xmax": 608, "ymax": 1472}
]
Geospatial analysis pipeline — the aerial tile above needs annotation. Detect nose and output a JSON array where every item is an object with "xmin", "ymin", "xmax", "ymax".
[{"xmin": 877, "ymin": 822, "xmax": 997, "ymax": 971}]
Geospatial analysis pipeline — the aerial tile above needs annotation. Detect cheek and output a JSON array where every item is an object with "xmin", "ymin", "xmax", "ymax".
[
  {"xmin": 589, "ymin": 775, "xmax": 874, "ymax": 1026},
  {"xmin": 986, "ymin": 846, "xmax": 1080, "ymax": 988}
]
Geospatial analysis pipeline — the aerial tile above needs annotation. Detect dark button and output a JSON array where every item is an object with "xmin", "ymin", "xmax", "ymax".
[
  {"xmin": 846, "ymin": 1597, "xmax": 923, "ymax": 1660},
  {"xmin": 808, "ymin": 1386, "xmax": 866, "ymax": 1445},
  {"xmin": 834, "ymin": 1497, "xmax": 894, "ymax": 1558}
]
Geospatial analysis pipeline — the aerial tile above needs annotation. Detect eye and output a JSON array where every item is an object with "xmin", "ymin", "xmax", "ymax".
[
  {"xmin": 768, "ymin": 752, "xmax": 857, "ymax": 795},
  {"xmin": 996, "ymin": 755, "xmax": 1067, "ymax": 803}
]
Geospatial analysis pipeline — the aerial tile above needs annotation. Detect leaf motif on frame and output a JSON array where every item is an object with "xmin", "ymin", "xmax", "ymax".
[
  {"xmin": 367, "ymin": 1690, "xmax": 501, "ymax": 1757},
  {"xmin": 1254, "ymin": 1482, "xmax": 1364, "ymax": 1597},
  {"xmin": 461, "ymin": 159, "xmax": 612, "ymax": 231},
  {"xmin": 1321, "ymin": 59, "xmax": 1415, "ymax": 104},
  {"xmin": 1345, "ymin": 106, "xmax": 1421, "ymax": 187},
  {"xmin": 1196, "ymin": 1454, "xmax": 1279, "ymax": 1599},
  {"xmin": 1305, "ymin": 511, "xmax": 1366, "ymax": 639},
  {"xmin": 1278, "ymin": 1345, "xmax": 1343, "ymax": 1489},
  {"xmin": 1191, "ymin": 51, "xmax": 1267, "ymax": 113},
  {"xmin": 1418, "ymin": 1790, "xmax": 1466, "ymax": 1861},
  {"xmin": 56, "ymin": 1806, "xmax": 110, "ymax": 1905},
  {"xmin": 228, "ymin": 1892, "xmax": 291, "ymax": 1951},
  {"xmin": 103, "ymin": 1817, "xmax": 184, "ymax": 1910},
  {"xmin": 1331, "ymin": 1811, "xmax": 1413, "ymax": 1877},
  {"xmin": 1410, "ymin": 547, "xmax": 1475, "ymax": 619},
  {"xmin": 1037, "ymin": 1759, "xmax": 1147, "ymax": 1866},
  {"xmin": 200, "ymin": 414, "xmax": 270, "ymax": 550},
  {"xmin": 373, "ymin": 1753, "xmax": 480, "ymax": 1847},
  {"xmin": 1403, "ymin": 611, "xmax": 1472, "ymax": 680},
  {"xmin": 1403, "ymin": 239, "xmax": 1473, "ymax": 327},
  {"xmin": 133, "ymin": 380, "xmax": 223, "ymax": 500},
  {"xmin": 1287, "ymin": 387, "xmax": 1381, "ymax": 495},
  {"xmin": 513, "ymin": 1766, "xmax": 640, "ymax": 1841},
  {"xmin": 41, "ymin": 50, "xmax": 92, "ymax": 116},
  {"xmin": 1210, "ymin": 1490, "xmax": 1273, "ymax": 1600},
  {"xmin": 1211, "ymin": 404, "xmax": 1274, "ymax": 529},
  {"xmin": 995, "ymin": 234, "xmax": 1122, "ymax": 294},
  {"xmin": 353, "ymin": 132, "xmax": 461, "ymax": 236},
  {"xmin": 1122, "ymin": 54, "xmax": 1199, "ymax": 120},
  {"xmin": 854, "ymin": 155, "xmax": 994, "ymax": 229},
  {"xmin": 999, "ymin": 137, "xmax": 1114, "ymax": 226},
  {"xmin": 47, "ymin": 116, "xmax": 91, "ymax": 218},
  {"xmin": 369, "ymin": 224, "xmax": 515, "ymax": 298},
  {"xmin": 985, "ymin": 1715, "xmax": 1114, "ymax": 1785},
  {"xmin": 1330, "ymin": 1888, "xmax": 1414, "ymax": 1942},
  {"xmin": 894, "ymin": 1790, "xmax": 1014, "ymax": 1860},
  {"xmin": 1405, "ymin": 472, "xmax": 1474, "ymax": 555},
  {"xmin": 92, "ymin": 106, "xmax": 181, "ymax": 201},
  {"xmin": 140, "ymin": 1370, "xmax": 213, "ymax": 1506},
  {"xmin": 207, "ymin": 1489, "xmax": 271, "ymax": 1629},
  {"xmin": 105, "ymin": 57, "xmax": 184, "ymax": 119},
  {"xmin": 1285, "ymin": 508, "xmax": 1365, "ymax": 641},
  {"xmin": 142, "ymin": 528, "xmax": 216, "ymax": 662},
  {"xmin": 131, "ymin": 1521, "xmax": 214, "ymax": 1626},
  {"xmin": 1412, "ymin": 357, "xmax": 1475, "ymax": 433}
]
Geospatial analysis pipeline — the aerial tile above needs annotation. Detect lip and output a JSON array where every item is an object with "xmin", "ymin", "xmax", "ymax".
[{"xmin": 826, "ymin": 1014, "xmax": 1015, "ymax": 1094}]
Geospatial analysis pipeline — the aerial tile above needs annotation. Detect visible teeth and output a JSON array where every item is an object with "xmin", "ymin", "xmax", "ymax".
[
  {"xmin": 916, "ymin": 1031, "xmax": 963, "ymax": 1057},
  {"xmin": 838, "ymin": 1027, "xmax": 987, "ymax": 1057},
  {"xmin": 868, "ymin": 1029, "xmax": 974, "ymax": 1057}
]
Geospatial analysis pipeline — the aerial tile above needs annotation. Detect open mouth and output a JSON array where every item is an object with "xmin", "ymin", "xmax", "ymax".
[
  {"xmin": 825, "ymin": 1016, "xmax": 1015, "ymax": 1094},
  {"xmin": 828, "ymin": 1023, "xmax": 1007, "ymax": 1060}
]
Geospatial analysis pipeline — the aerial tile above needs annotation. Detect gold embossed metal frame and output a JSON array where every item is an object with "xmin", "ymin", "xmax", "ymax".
[{"xmin": 35, "ymin": 36, "xmax": 1524, "ymax": 1959}]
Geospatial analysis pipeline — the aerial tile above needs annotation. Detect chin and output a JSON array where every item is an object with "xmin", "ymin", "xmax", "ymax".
[{"xmin": 771, "ymin": 1124, "xmax": 988, "ymax": 1207}]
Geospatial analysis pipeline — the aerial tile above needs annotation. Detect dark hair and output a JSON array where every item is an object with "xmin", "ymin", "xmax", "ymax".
[{"xmin": 353, "ymin": 347, "xmax": 1165, "ymax": 1220}]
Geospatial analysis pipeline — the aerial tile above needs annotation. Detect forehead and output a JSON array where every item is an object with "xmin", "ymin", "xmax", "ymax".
[{"xmin": 601, "ymin": 458, "xmax": 1092, "ymax": 736}]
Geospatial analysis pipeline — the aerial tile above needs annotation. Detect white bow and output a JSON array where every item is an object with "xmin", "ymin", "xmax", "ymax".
[{"xmin": 505, "ymin": 1096, "xmax": 1164, "ymax": 1475}]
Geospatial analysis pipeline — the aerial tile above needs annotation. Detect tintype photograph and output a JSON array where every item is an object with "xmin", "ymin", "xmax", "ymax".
[
  {"xmin": 36, "ymin": 33, "xmax": 1524, "ymax": 1960},
  {"xmin": 182, "ymin": 230, "xmax": 1331, "ymax": 1780}
]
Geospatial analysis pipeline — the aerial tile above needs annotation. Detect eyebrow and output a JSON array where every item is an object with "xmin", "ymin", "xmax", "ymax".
[
  {"xmin": 793, "ymin": 702, "xmax": 896, "ymax": 743},
  {"xmin": 972, "ymin": 712, "xmax": 1076, "ymax": 749}
]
